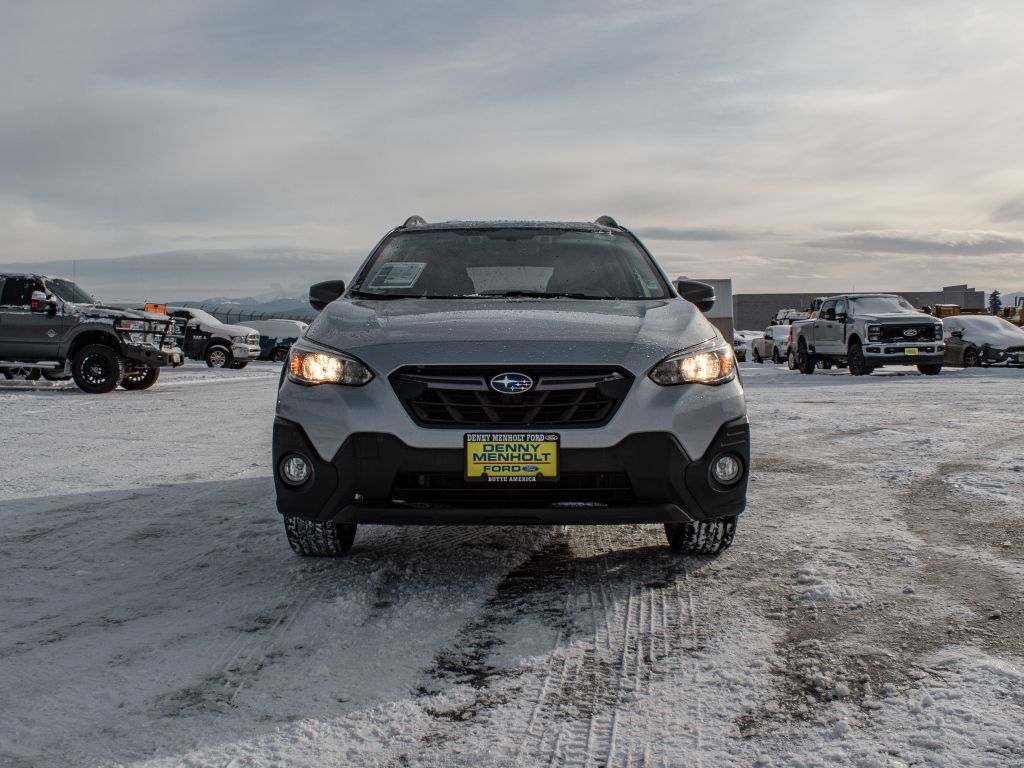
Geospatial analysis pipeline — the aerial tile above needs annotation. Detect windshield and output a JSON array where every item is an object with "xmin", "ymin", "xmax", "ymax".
[
  {"xmin": 173, "ymin": 307, "xmax": 219, "ymax": 325},
  {"xmin": 350, "ymin": 229, "xmax": 671, "ymax": 299},
  {"xmin": 45, "ymin": 278, "xmax": 94, "ymax": 304},
  {"xmin": 849, "ymin": 295, "xmax": 916, "ymax": 313}
]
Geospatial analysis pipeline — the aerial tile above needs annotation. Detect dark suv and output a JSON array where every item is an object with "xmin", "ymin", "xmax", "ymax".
[{"xmin": 0, "ymin": 273, "xmax": 183, "ymax": 392}]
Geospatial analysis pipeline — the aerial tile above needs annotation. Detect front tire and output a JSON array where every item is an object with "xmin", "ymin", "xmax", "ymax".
[
  {"xmin": 787, "ymin": 349, "xmax": 798, "ymax": 370},
  {"xmin": 71, "ymin": 344, "xmax": 125, "ymax": 393},
  {"xmin": 917, "ymin": 364, "xmax": 942, "ymax": 376},
  {"xmin": 797, "ymin": 342, "xmax": 816, "ymax": 375},
  {"xmin": 284, "ymin": 517, "xmax": 357, "ymax": 556},
  {"xmin": 771, "ymin": 348, "xmax": 782, "ymax": 364},
  {"xmin": 120, "ymin": 366, "xmax": 160, "ymax": 390},
  {"xmin": 205, "ymin": 344, "xmax": 231, "ymax": 368},
  {"xmin": 228, "ymin": 360, "xmax": 249, "ymax": 370},
  {"xmin": 847, "ymin": 342, "xmax": 872, "ymax": 376},
  {"xmin": 665, "ymin": 517, "xmax": 737, "ymax": 555},
  {"xmin": 962, "ymin": 348, "xmax": 979, "ymax": 367},
  {"xmin": 752, "ymin": 349, "xmax": 763, "ymax": 364}
]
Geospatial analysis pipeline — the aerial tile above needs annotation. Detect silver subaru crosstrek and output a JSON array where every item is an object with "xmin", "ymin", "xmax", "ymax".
[{"xmin": 273, "ymin": 216, "xmax": 749, "ymax": 556}]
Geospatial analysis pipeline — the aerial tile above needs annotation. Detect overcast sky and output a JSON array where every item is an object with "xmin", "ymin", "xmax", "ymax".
[{"xmin": 2, "ymin": 0, "xmax": 1023, "ymax": 295}]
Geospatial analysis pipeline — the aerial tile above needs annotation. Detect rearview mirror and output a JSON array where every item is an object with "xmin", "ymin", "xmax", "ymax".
[
  {"xmin": 675, "ymin": 279, "xmax": 715, "ymax": 313},
  {"xmin": 309, "ymin": 280, "xmax": 346, "ymax": 311}
]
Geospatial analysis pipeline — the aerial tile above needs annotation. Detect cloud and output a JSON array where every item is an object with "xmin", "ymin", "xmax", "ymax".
[
  {"xmin": 803, "ymin": 230, "xmax": 1024, "ymax": 256},
  {"xmin": 634, "ymin": 226, "xmax": 750, "ymax": 242}
]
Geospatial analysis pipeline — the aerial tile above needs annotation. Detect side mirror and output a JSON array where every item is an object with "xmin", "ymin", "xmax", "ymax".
[
  {"xmin": 950, "ymin": 329, "xmax": 963, "ymax": 338},
  {"xmin": 309, "ymin": 280, "xmax": 346, "ymax": 311},
  {"xmin": 30, "ymin": 291, "xmax": 57, "ymax": 315},
  {"xmin": 675, "ymin": 279, "xmax": 715, "ymax": 313}
]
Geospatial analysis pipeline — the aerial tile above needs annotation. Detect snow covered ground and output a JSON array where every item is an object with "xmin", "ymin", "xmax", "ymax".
[{"xmin": 1, "ymin": 361, "xmax": 1022, "ymax": 767}]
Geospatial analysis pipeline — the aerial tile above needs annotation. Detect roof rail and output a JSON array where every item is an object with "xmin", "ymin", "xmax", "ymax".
[
  {"xmin": 594, "ymin": 215, "xmax": 620, "ymax": 228},
  {"xmin": 402, "ymin": 215, "xmax": 427, "ymax": 227}
]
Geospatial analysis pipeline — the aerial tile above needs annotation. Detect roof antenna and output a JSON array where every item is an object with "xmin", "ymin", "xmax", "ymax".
[
  {"xmin": 403, "ymin": 215, "xmax": 427, "ymax": 227},
  {"xmin": 595, "ymin": 215, "xmax": 619, "ymax": 228}
]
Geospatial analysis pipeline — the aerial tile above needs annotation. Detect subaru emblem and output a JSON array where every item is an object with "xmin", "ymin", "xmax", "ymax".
[
  {"xmin": 903, "ymin": 329, "xmax": 918, "ymax": 337},
  {"xmin": 490, "ymin": 372, "xmax": 533, "ymax": 394}
]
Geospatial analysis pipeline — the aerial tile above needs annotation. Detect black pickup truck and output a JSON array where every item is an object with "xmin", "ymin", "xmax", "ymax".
[{"xmin": 0, "ymin": 273, "xmax": 183, "ymax": 392}]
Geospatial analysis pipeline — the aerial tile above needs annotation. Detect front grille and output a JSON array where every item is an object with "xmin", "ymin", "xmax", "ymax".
[
  {"xmin": 390, "ymin": 367, "xmax": 633, "ymax": 428},
  {"xmin": 390, "ymin": 472, "xmax": 635, "ymax": 506},
  {"xmin": 880, "ymin": 324, "xmax": 938, "ymax": 343}
]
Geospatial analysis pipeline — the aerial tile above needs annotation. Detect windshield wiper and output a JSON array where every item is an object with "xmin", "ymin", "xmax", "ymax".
[
  {"xmin": 349, "ymin": 290, "xmax": 482, "ymax": 300},
  {"xmin": 479, "ymin": 290, "xmax": 595, "ymax": 299}
]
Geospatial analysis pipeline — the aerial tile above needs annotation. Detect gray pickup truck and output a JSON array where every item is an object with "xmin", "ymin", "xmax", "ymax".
[
  {"xmin": 791, "ymin": 293, "xmax": 944, "ymax": 376},
  {"xmin": 0, "ymin": 273, "xmax": 183, "ymax": 392}
]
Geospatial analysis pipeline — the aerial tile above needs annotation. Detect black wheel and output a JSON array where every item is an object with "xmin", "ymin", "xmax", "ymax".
[
  {"xmin": 665, "ymin": 517, "xmax": 737, "ymax": 555},
  {"xmin": 962, "ymin": 348, "xmax": 979, "ymax": 367},
  {"xmin": 71, "ymin": 344, "xmax": 125, "ymax": 393},
  {"xmin": 797, "ymin": 342, "xmax": 816, "ymax": 375},
  {"xmin": 271, "ymin": 347, "xmax": 289, "ymax": 363},
  {"xmin": 771, "ymin": 347, "xmax": 782, "ymax": 364},
  {"xmin": 284, "ymin": 517, "xmax": 357, "ymax": 556},
  {"xmin": 818, "ymin": 360, "xmax": 833, "ymax": 370},
  {"xmin": 917, "ymin": 364, "xmax": 942, "ymax": 376},
  {"xmin": 205, "ymin": 344, "xmax": 231, "ymax": 368},
  {"xmin": 120, "ymin": 366, "xmax": 160, "ymax": 390},
  {"xmin": 752, "ymin": 348, "xmax": 763, "ymax": 364},
  {"xmin": 847, "ymin": 342, "xmax": 872, "ymax": 376},
  {"xmin": 228, "ymin": 360, "xmax": 249, "ymax": 370},
  {"xmin": 3, "ymin": 366, "xmax": 42, "ymax": 381}
]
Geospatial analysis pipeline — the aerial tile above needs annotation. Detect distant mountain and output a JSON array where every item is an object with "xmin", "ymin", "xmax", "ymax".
[{"xmin": 0, "ymin": 247, "xmax": 364, "ymax": 303}]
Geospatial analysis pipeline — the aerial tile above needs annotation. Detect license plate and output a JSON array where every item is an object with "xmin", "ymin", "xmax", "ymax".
[
  {"xmin": 465, "ymin": 432, "xmax": 559, "ymax": 482},
  {"xmin": 903, "ymin": 348, "xmax": 919, "ymax": 356}
]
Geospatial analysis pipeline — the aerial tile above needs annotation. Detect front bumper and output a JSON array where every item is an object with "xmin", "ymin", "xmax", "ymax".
[
  {"xmin": 863, "ymin": 343, "xmax": 943, "ymax": 366},
  {"xmin": 273, "ymin": 417, "xmax": 749, "ymax": 525},
  {"xmin": 123, "ymin": 342, "xmax": 184, "ymax": 367},
  {"xmin": 232, "ymin": 343, "xmax": 261, "ymax": 360}
]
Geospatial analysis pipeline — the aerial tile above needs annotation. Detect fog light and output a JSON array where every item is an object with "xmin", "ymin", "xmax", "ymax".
[
  {"xmin": 711, "ymin": 454, "xmax": 743, "ymax": 485},
  {"xmin": 280, "ymin": 454, "xmax": 311, "ymax": 486}
]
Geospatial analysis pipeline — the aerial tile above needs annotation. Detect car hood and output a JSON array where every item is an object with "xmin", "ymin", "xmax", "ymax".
[
  {"xmin": 305, "ymin": 298, "xmax": 718, "ymax": 373},
  {"xmin": 858, "ymin": 313, "xmax": 937, "ymax": 323},
  {"xmin": 214, "ymin": 323, "xmax": 258, "ymax": 337},
  {"xmin": 961, "ymin": 327, "xmax": 1024, "ymax": 347}
]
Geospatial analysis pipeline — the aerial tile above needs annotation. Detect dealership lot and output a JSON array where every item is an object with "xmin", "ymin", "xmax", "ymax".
[{"xmin": 1, "ymin": 362, "xmax": 1022, "ymax": 767}]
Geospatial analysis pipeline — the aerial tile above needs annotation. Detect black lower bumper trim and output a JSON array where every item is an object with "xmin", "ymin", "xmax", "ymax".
[{"xmin": 273, "ymin": 418, "xmax": 749, "ymax": 525}]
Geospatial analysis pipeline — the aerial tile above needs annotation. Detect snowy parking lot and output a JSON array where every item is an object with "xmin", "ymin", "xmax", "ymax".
[{"xmin": 1, "ymin": 361, "xmax": 1022, "ymax": 767}]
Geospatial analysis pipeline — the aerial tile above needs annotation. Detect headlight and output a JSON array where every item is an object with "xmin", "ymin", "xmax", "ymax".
[
  {"xmin": 933, "ymin": 324, "xmax": 943, "ymax": 339},
  {"xmin": 231, "ymin": 335, "xmax": 246, "ymax": 343},
  {"xmin": 649, "ymin": 339, "xmax": 736, "ymax": 386},
  {"xmin": 117, "ymin": 320, "xmax": 146, "ymax": 331},
  {"xmin": 866, "ymin": 324, "xmax": 882, "ymax": 342},
  {"xmin": 287, "ymin": 346, "xmax": 373, "ymax": 386}
]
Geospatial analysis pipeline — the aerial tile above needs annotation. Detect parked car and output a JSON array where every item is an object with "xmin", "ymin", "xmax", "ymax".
[
  {"xmin": 750, "ymin": 325, "xmax": 793, "ymax": 363},
  {"xmin": 163, "ymin": 307, "xmax": 261, "ymax": 368},
  {"xmin": 242, "ymin": 319, "xmax": 309, "ymax": 362},
  {"xmin": 273, "ymin": 216, "xmax": 749, "ymax": 557},
  {"xmin": 0, "ymin": 273, "xmax": 182, "ymax": 392},
  {"xmin": 732, "ymin": 330, "xmax": 763, "ymax": 362},
  {"xmin": 943, "ymin": 315, "xmax": 1024, "ymax": 367},
  {"xmin": 791, "ymin": 294, "xmax": 944, "ymax": 376}
]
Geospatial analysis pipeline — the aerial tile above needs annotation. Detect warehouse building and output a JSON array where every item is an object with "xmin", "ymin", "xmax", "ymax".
[{"xmin": 732, "ymin": 284, "xmax": 984, "ymax": 331}]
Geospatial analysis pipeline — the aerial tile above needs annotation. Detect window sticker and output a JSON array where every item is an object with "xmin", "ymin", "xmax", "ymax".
[{"xmin": 368, "ymin": 262, "xmax": 427, "ymax": 289}]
